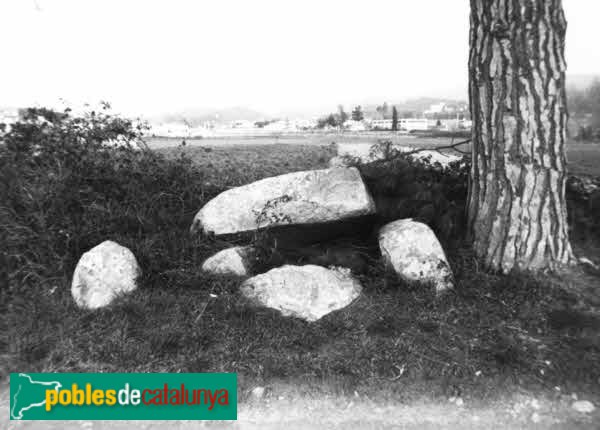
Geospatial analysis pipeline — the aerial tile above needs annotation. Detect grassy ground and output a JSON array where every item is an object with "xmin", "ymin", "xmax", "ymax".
[
  {"xmin": 4, "ymin": 137, "xmax": 600, "ymax": 428},
  {"xmin": 146, "ymin": 134, "xmax": 469, "ymax": 150},
  {"xmin": 566, "ymin": 143, "xmax": 600, "ymax": 177},
  {"xmin": 155, "ymin": 143, "xmax": 337, "ymax": 187},
  {"xmin": 4, "ymin": 140, "xmax": 600, "ymax": 398}
]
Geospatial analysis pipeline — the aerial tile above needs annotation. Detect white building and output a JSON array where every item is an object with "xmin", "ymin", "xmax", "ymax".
[
  {"xmin": 148, "ymin": 122, "xmax": 213, "ymax": 138},
  {"xmin": 424, "ymin": 102, "xmax": 468, "ymax": 116},
  {"xmin": 399, "ymin": 118, "xmax": 429, "ymax": 131},
  {"xmin": 370, "ymin": 118, "xmax": 429, "ymax": 131},
  {"xmin": 343, "ymin": 120, "xmax": 367, "ymax": 131},
  {"xmin": 370, "ymin": 119, "xmax": 393, "ymax": 129}
]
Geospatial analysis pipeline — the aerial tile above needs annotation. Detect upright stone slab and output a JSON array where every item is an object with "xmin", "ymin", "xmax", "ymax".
[
  {"xmin": 201, "ymin": 246, "xmax": 255, "ymax": 276},
  {"xmin": 71, "ymin": 240, "xmax": 140, "ymax": 309},
  {"xmin": 379, "ymin": 219, "xmax": 454, "ymax": 293},
  {"xmin": 240, "ymin": 265, "xmax": 362, "ymax": 322},
  {"xmin": 191, "ymin": 167, "xmax": 376, "ymax": 236}
]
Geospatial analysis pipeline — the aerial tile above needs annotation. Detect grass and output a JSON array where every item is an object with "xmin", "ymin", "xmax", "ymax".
[
  {"xmin": 4, "ymin": 126, "xmax": 600, "ymax": 406},
  {"xmin": 156, "ymin": 143, "xmax": 336, "ymax": 186}
]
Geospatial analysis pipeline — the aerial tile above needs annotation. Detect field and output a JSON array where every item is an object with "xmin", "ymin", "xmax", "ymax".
[
  {"xmin": 4, "ymin": 129, "xmax": 600, "ymax": 428},
  {"xmin": 148, "ymin": 135, "xmax": 600, "ymax": 177},
  {"xmin": 565, "ymin": 142, "xmax": 600, "ymax": 177},
  {"xmin": 145, "ymin": 133, "xmax": 462, "ymax": 149}
]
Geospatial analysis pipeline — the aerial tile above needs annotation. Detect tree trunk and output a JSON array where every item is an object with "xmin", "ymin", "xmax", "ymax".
[{"xmin": 467, "ymin": 0, "xmax": 574, "ymax": 272}]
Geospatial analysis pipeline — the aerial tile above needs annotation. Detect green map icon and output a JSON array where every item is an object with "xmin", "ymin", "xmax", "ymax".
[
  {"xmin": 10, "ymin": 373, "xmax": 62, "ymax": 420},
  {"xmin": 10, "ymin": 372, "xmax": 237, "ymax": 420}
]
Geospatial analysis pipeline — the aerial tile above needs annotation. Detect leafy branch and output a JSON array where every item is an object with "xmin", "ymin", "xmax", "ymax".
[{"xmin": 381, "ymin": 137, "xmax": 472, "ymax": 163}]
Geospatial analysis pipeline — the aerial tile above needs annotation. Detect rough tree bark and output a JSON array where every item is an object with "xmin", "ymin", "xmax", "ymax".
[{"xmin": 467, "ymin": 0, "xmax": 574, "ymax": 272}]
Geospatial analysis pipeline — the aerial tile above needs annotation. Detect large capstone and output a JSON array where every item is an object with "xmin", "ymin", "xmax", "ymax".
[
  {"xmin": 201, "ymin": 246, "xmax": 255, "ymax": 276},
  {"xmin": 191, "ymin": 167, "xmax": 376, "ymax": 236},
  {"xmin": 240, "ymin": 265, "xmax": 362, "ymax": 322},
  {"xmin": 379, "ymin": 219, "xmax": 454, "ymax": 293},
  {"xmin": 71, "ymin": 240, "xmax": 140, "ymax": 309}
]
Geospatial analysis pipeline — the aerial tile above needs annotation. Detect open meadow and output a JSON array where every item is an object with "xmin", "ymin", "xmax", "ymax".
[{"xmin": 148, "ymin": 135, "xmax": 600, "ymax": 177}]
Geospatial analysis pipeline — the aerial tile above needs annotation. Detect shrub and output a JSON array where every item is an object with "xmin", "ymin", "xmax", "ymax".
[
  {"xmin": 352, "ymin": 140, "xmax": 599, "ymax": 246},
  {"xmin": 348, "ymin": 141, "xmax": 470, "ymax": 245},
  {"xmin": 1, "ymin": 106, "xmax": 210, "ymax": 295},
  {"xmin": 566, "ymin": 176, "xmax": 600, "ymax": 241}
]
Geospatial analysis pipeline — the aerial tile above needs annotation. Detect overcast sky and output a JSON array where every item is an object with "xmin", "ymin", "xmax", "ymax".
[{"xmin": 1, "ymin": 0, "xmax": 598, "ymax": 117}]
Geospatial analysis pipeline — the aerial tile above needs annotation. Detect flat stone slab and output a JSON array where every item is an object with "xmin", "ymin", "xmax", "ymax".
[
  {"xmin": 240, "ymin": 265, "xmax": 362, "ymax": 322},
  {"xmin": 191, "ymin": 167, "xmax": 376, "ymax": 236}
]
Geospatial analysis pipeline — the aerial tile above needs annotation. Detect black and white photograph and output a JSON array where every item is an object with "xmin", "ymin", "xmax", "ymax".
[{"xmin": 2, "ymin": 0, "xmax": 600, "ymax": 428}]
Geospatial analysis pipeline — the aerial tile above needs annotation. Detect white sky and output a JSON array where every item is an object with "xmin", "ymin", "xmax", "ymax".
[{"xmin": 1, "ymin": 0, "xmax": 598, "ymax": 117}]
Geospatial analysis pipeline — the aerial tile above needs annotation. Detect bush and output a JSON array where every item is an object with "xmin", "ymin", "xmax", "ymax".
[
  {"xmin": 346, "ymin": 141, "xmax": 470, "ymax": 245},
  {"xmin": 351, "ymin": 141, "xmax": 599, "ymax": 247},
  {"xmin": 1, "ymin": 106, "xmax": 211, "ymax": 295},
  {"xmin": 566, "ymin": 176, "xmax": 600, "ymax": 240}
]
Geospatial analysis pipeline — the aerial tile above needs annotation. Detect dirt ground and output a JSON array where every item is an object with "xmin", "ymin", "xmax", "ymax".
[{"xmin": 3, "ymin": 379, "xmax": 599, "ymax": 430}]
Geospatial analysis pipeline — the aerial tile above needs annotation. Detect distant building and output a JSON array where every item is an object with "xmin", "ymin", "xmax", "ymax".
[
  {"xmin": 370, "ymin": 118, "xmax": 429, "ymax": 131},
  {"xmin": 147, "ymin": 122, "xmax": 213, "ymax": 138},
  {"xmin": 231, "ymin": 119, "xmax": 255, "ymax": 129},
  {"xmin": 149, "ymin": 123, "xmax": 188, "ymax": 137},
  {"xmin": 370, "ymin": 119, "xmax": 393, "ymax": 130},
  {"xmin": 398, "ymin": 118, "xmax": 429, "ymax": 131},
  {"xmin": 460, "ymin": 119, "xmax": 473, "ymax": 129},
  {"xmin": 343, "ymin": 120, "xmax": 367, "ymax": 131},
  {"xmin": 295, "ymin": 119, "xmax": 317, "ymax": 130},
  {"xmin": 424, "ymin": 102, "xmax": 469, "ymax": 117}
]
